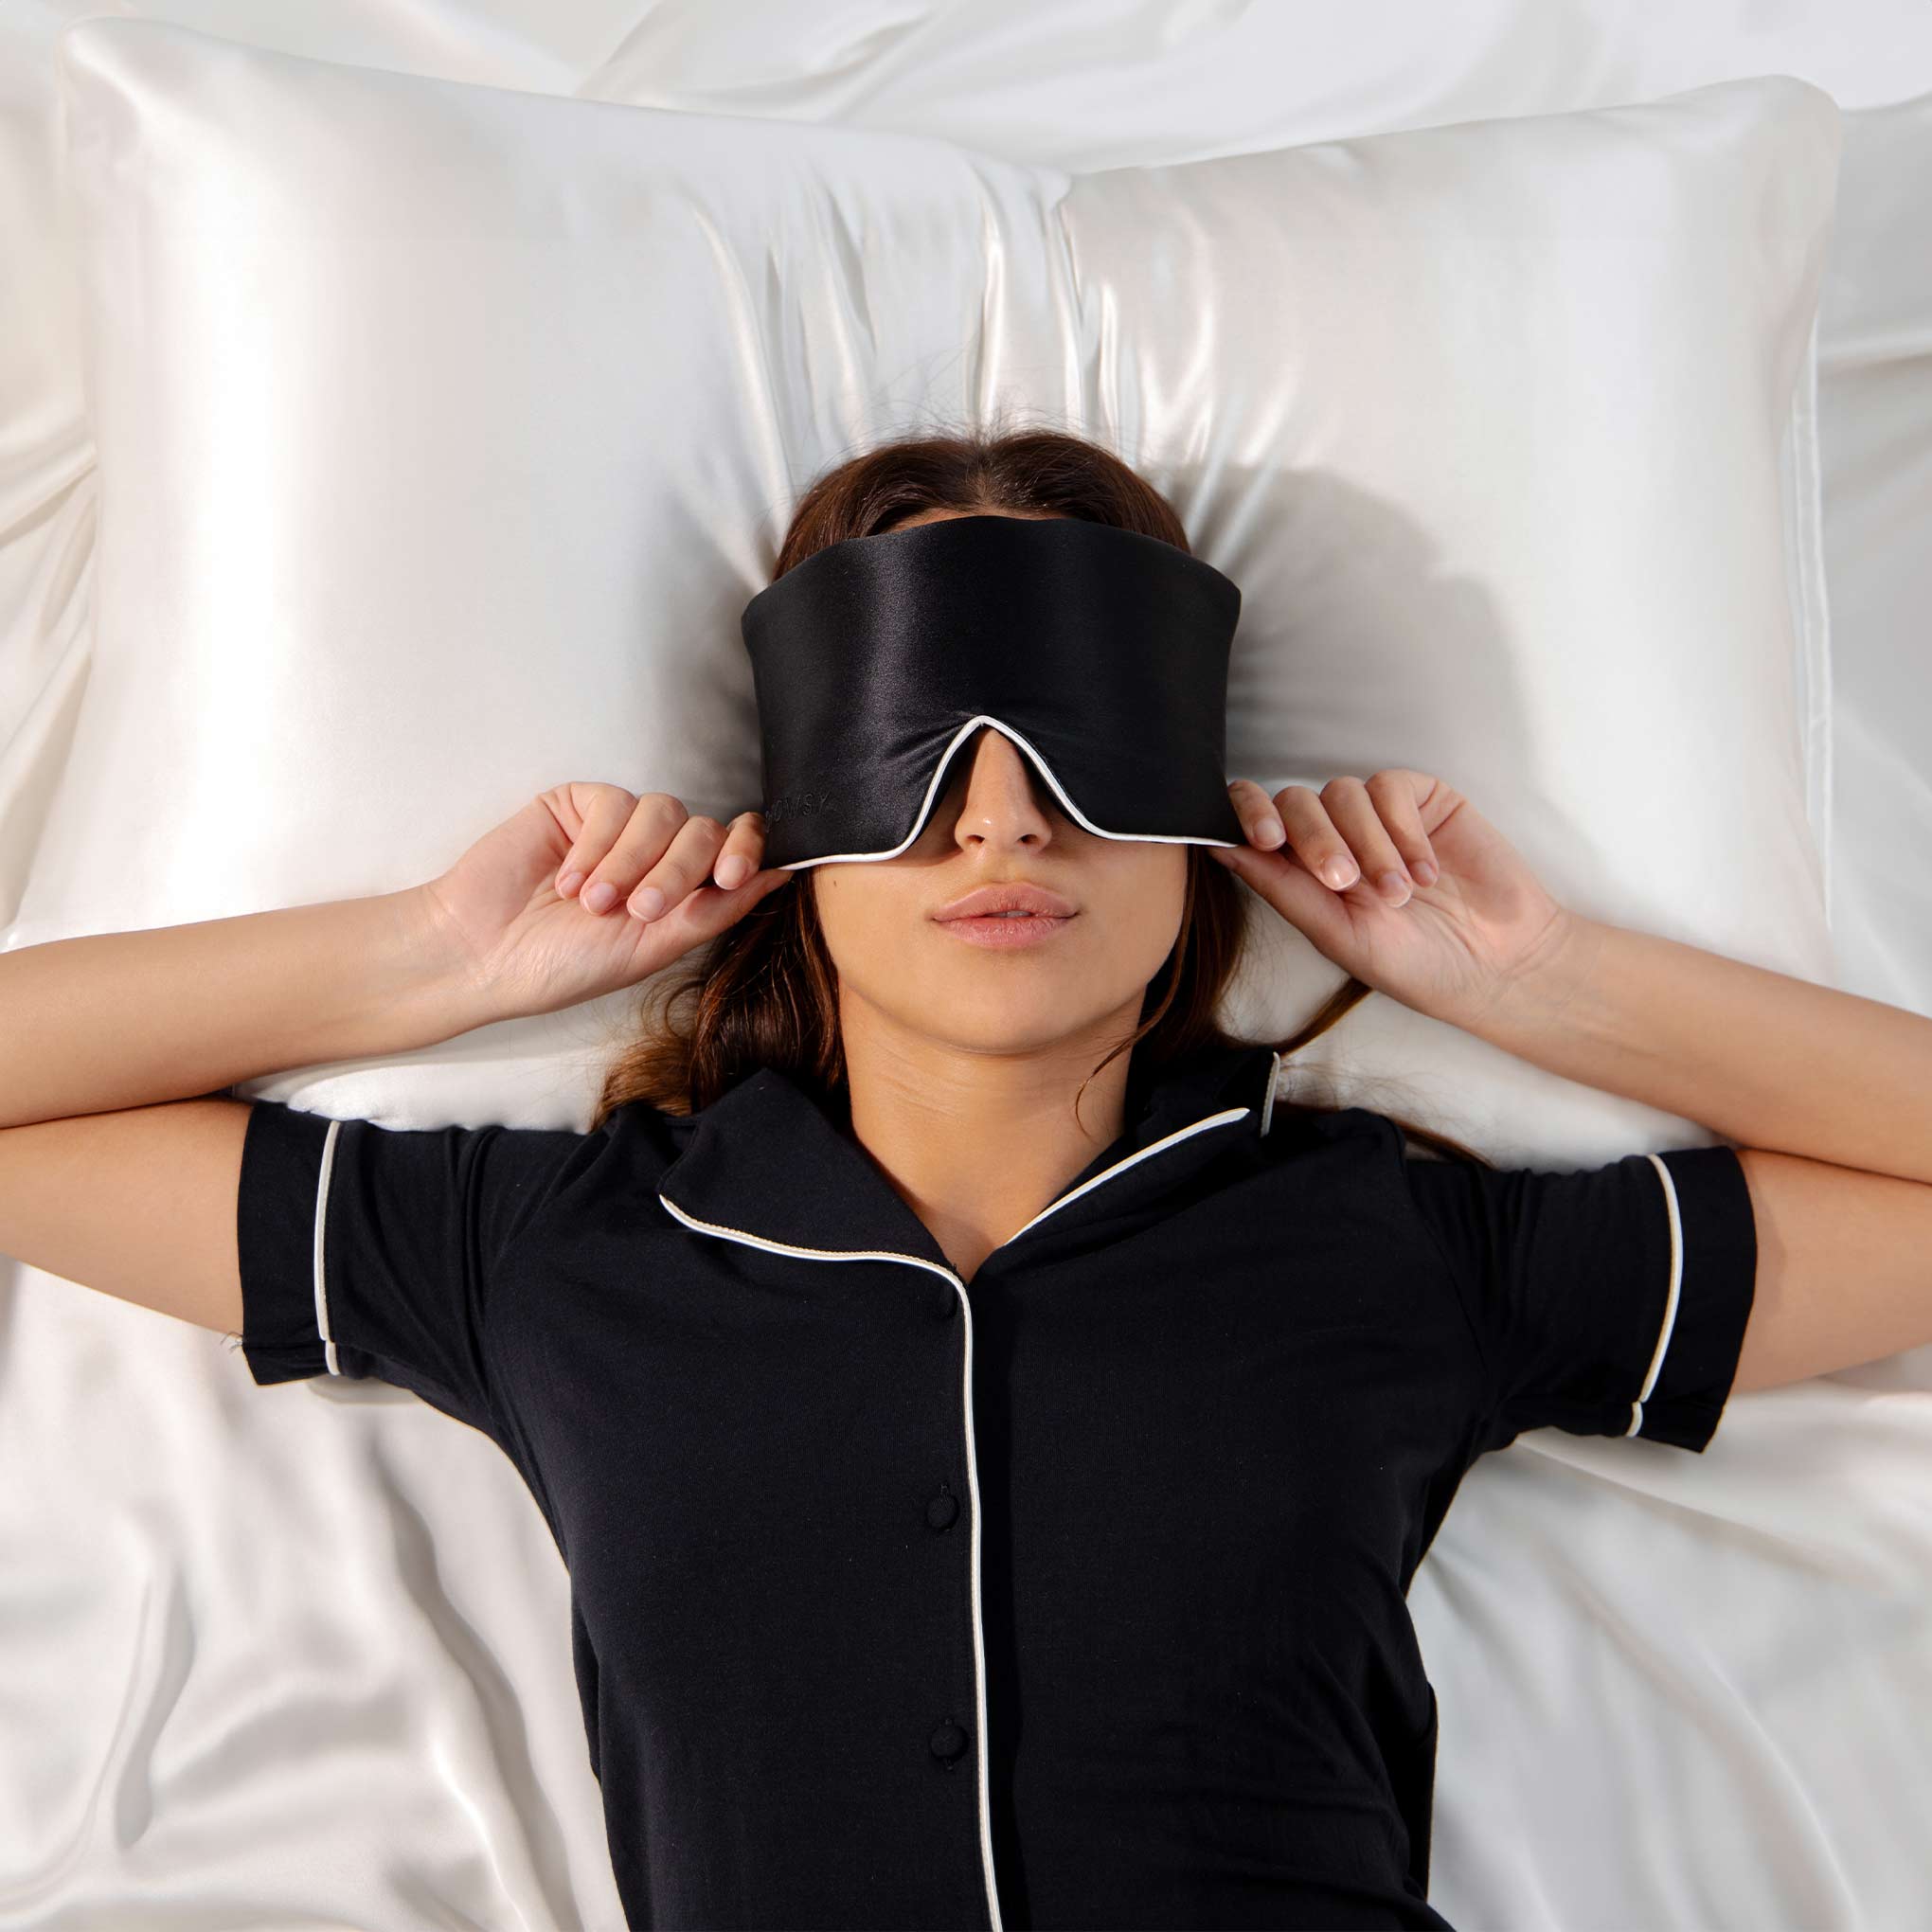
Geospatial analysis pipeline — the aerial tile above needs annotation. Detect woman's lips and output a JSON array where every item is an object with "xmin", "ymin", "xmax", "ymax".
[{"xmin": 936, "ymin": 912, "xmax": 1077, "ymax": 949}]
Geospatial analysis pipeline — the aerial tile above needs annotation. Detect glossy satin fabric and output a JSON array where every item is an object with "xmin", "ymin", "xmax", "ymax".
[
  {"xmin": 32, "ymin": 24, "xmax": 1842, "ymax": 1034},
  {"xmin": 741, "ymin": 514, "xmax": 1245, "ymax": 868},
  {"xmin": 9, "ymin": 11, "xmax": 1930, "ymax": 1932}
]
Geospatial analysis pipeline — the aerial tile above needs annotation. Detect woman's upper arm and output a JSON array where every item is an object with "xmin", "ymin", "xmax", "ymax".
[
  {"xmin": 0, "ymin": 1095, "xmax": 252, "ymax": 1337},
  {"xmin": 1729, "ymin": 1146, "xmax": 1932, "ymax": 1393}
]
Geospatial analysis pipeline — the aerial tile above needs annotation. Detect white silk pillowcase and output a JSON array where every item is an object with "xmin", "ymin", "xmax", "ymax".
[{"xmin": 44, "ymin": 17, "xmax": 1839, "ymax": 1160}]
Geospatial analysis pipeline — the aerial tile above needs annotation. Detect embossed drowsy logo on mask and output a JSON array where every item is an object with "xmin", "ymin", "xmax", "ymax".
[{"xmin": 765, "ymin": 791, "xmax": 833, "ymax": 825}]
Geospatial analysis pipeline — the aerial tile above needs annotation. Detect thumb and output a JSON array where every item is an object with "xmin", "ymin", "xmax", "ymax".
[{"xmin": 1211, "ymin": 841, "xmax": 1352, "ymax": 949}]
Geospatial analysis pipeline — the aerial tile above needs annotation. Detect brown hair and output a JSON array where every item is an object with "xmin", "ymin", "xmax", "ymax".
[{"xmin": 589, "ymin": 412, "xmax": 1490, "ymax": 1169}]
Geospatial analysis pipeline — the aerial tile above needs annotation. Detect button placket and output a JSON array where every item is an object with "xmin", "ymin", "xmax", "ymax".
[
  {"xmin": 653, "ymin": 1201, "xmax": 1005, "ymax": 1930},
  {"xmin": 654, "ymin": 1087, "xmax": 1262, "ymax": 1932}
]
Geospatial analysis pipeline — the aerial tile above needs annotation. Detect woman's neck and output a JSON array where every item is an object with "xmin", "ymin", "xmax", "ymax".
[{"xmin": 835, "ymin": 1008, "xmax": 1138, "ymax": 1281}]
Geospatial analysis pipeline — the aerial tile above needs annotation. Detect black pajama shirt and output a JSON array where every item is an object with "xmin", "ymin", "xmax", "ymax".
[{"xmin": 235, "ymin": 1038, "xmax": 1758, "ymax": 1930}]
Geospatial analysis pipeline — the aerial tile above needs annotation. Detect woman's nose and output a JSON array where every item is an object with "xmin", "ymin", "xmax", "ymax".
[{"xmin": 953, "ymin": 729, "xmax": 1056, "ymax": 846}]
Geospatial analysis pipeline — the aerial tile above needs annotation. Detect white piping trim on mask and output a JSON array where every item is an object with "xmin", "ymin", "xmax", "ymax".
[
  {"xmin": 1261, "ymin": 1050, "xmax": 1281, "ymax": 1136},
  {"xmin": 773, "ymin": 713, "xmax": 1243, "ymax": 870},
  {"xmin": 1624, "ymin": 1153, "xmax": 1686, "ymax": 1438}
]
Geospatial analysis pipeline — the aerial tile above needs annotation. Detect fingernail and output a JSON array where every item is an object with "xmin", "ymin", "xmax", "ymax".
[
  {"xmin": 583, "ymin": 881, "xmax": 617, "ymax": 913},
  {"xmin": 632, "ymin": 886, "xmax": 666, "ymax": 921},
  {"xmin": 715, "ymin": 855, "xmax": 747, "ymax": 888},
  {"xmin": 1414, "ymin": 860, "xmax": 1438, "ymax": 886},
  {"xmin": 558, "ymin": 869, "xmax": 585, "ymax": 897},
  {"xmin": 1378, "ymin": 869, "xmax": 1410, "ymax": 904},
  {"xmin": 1321, "ymin": 855, "xmax": 1358, "ymax": 889},
  {"xmin": 1257, "ymin": 817, "xmax": 1285, "ymax": 847}
]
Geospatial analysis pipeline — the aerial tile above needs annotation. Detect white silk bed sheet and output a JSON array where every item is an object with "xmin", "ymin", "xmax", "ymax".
[{"xmin": 3, "ymin": 4, "xmax": 1930, "ymax": 1929}]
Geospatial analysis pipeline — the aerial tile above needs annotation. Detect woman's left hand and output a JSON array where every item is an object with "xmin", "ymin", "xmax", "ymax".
[{"xmin": 1211, "ymin": 769, "xmax": 1582, "ymax": 1029}]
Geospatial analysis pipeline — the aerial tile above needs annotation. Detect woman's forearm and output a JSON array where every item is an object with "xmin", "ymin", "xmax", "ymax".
[
  {"xmin": 0, "ymin": 887, "xmax": 486, "ymax": 1132},
  {"xmin": 1462, "ymin": 912, "xmax": 1932, "ymax": 1186}
]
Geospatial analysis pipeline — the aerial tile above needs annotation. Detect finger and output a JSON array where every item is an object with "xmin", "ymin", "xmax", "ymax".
[
  {"xmin": 710, "ymin": 810, "xmax": 768, "ymax": 890},
  {"xmin": 1274, "ymin": 786, "xmax": 1365, "ymax": 893},
  {"xmin": 576, "ymin": 792, "xmax": 688, "ymax": 915},
  {"xmin": 1365, "ymin": 769, "xmax": 1440, "ymax": 886},
  {"xmin": 1208, "ymin": 833, "xmax": 1357, "ymax": 946},
  {"xmin": 655, "ymin": 866, "xmax": 794, "ymax": 946},
  {"xmin": 625, "ymin": 813, "xmax": 730, "ymax": 921},
  {"xmin": 556, "ymin": 786, "xmax": 640, "ymax": 902},
  {"xmin": 1318, "ymin": 775, "xmax": 1414, "ymax": 905},
  {"xmin": 1225, "ymin": 778, "xmax": 1287, "ymax": 850}
]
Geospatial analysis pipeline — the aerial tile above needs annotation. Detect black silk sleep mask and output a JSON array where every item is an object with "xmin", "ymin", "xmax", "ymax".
[{"xmin": 739, "ymin": 512, "xmax": 1247, "ymax": 870}]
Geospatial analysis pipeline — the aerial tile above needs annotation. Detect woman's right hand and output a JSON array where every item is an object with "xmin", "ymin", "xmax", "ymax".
[{"xmin": 420, "ymin": 781, "xmax": 795, "ymax": 1021}]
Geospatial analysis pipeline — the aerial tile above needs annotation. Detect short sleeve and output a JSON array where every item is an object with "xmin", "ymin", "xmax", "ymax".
[
  {"xmin": 1401, "ymin": 1141, "xmax": 1759, "ymax": 1456},
  {"xmin": 233, "ymin": 1098, "xmax": 585, "ymax": 1434}
]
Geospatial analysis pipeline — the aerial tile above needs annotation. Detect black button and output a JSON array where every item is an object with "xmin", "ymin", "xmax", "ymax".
[
  {"xmin": 925, "ymin": 1488, "xmax": 959, "ymax": 1531},
  {"xmin": 930, "ymin": 1718, "xmax": 968, "ymax": 1762}
]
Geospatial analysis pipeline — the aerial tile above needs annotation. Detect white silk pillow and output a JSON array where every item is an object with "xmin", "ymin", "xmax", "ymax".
[{"xmin": 43, "ymin": 17, "xmax": 1840, "ymax": 1162}]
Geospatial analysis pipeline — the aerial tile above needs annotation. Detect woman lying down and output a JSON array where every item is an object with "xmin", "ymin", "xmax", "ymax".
[{"xmin": 5, "ymin": 425, "xmax": 1930, "ymax": 1932}]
